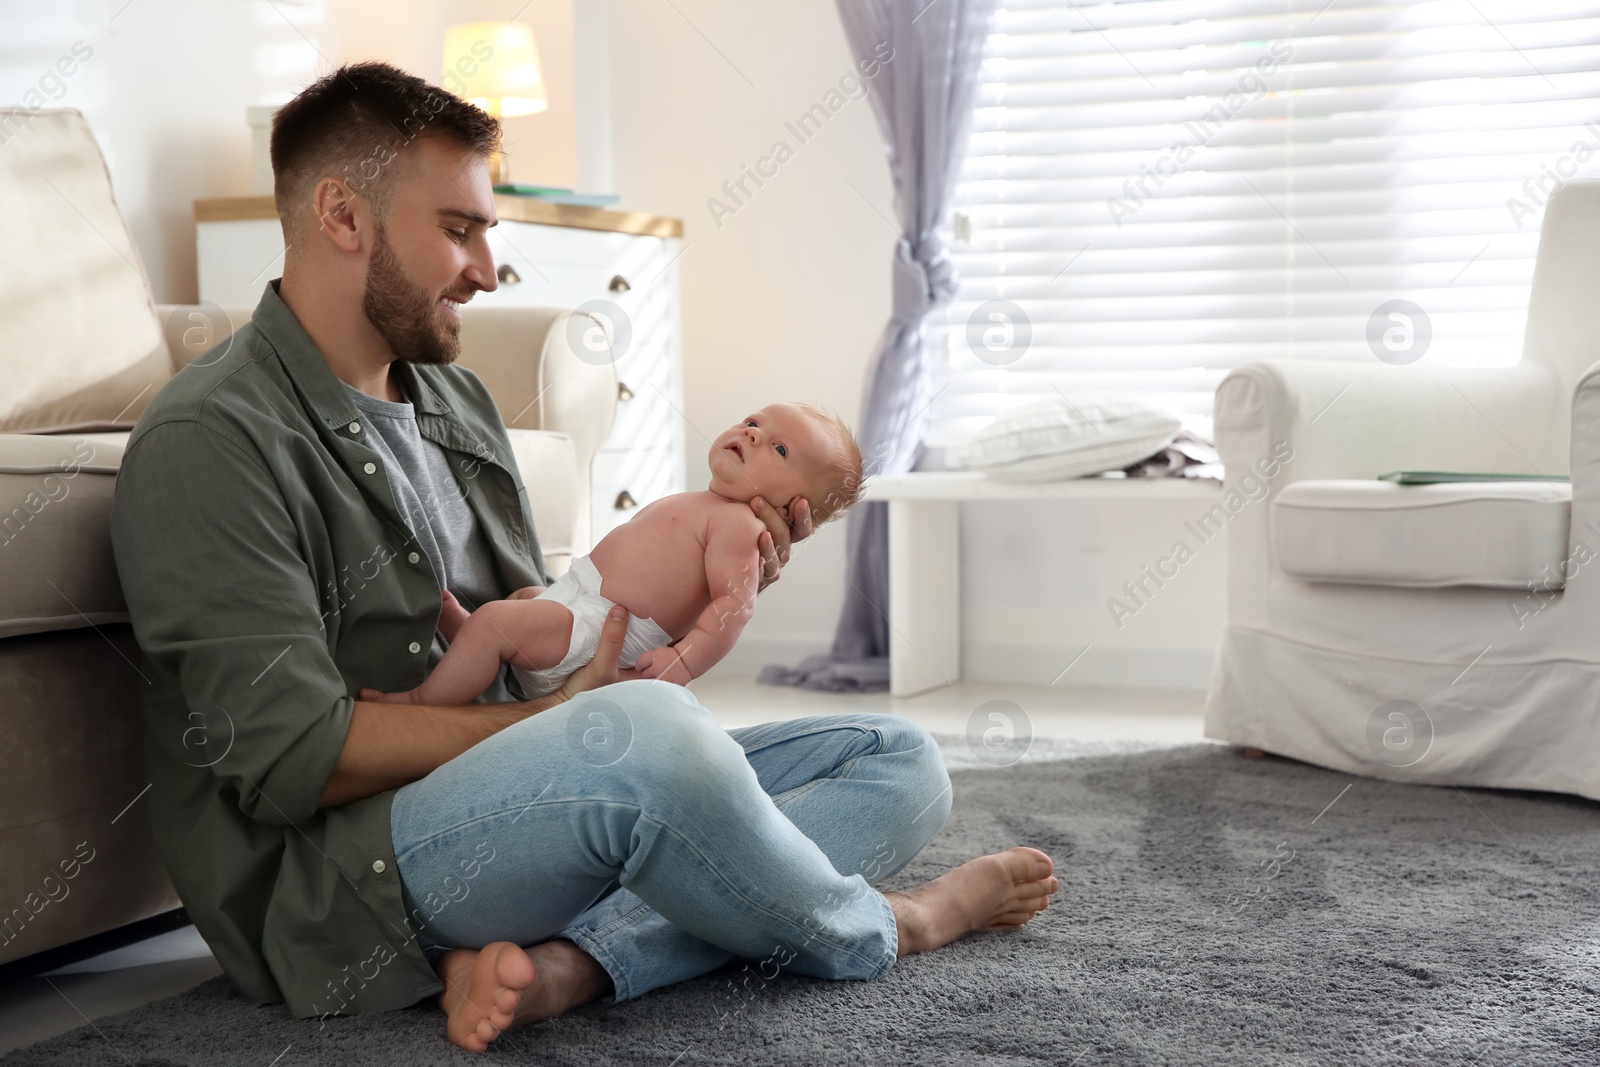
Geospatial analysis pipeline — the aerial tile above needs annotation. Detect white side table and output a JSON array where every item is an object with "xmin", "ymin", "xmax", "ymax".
[{"xmin": 866, "ymin": 471, "xmax": 1225, "ymax": 697}]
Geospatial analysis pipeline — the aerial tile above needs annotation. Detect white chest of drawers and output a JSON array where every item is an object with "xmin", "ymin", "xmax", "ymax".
[{"xmin": 193, "ymin": 196, "xmax": 687, "ymax": 544}]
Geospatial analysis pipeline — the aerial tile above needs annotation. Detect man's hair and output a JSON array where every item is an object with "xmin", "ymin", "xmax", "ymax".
[
  {"xmin": 270, "ymin": 61, "xmax": 501, "ymax": 238},
  {"xmin": 796, "ymin": 403, "xmax": 866, "ymax": 526}
]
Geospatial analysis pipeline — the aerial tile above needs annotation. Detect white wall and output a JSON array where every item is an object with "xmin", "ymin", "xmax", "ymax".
[{"xmin": 0, "ymin": 0, "xmax": 578, "ymax": 305}]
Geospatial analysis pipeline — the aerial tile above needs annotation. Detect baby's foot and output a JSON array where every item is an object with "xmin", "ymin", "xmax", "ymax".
[
  {"xmin": 439, "ymin": 589, "xmax": 471, "ymax": 642},
  {"xmin": 359, "ymin": 686, "xmax": 422, "ymax": 705}
]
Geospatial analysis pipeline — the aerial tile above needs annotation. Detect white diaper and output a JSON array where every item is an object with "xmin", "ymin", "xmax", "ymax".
[{"xmin": 507, "ymin": 555, "xmax": 674, "ymax": 697}]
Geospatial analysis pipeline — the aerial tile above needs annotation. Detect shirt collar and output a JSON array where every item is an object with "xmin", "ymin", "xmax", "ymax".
[{"xmin": 254, "ymin": 279, "xmax": 453, "ymax": 429}]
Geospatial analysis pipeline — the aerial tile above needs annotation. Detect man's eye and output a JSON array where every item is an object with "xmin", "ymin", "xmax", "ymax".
[
  {"xmin": 447, "ymin": 229, "xmax": 468, "ymax": 242},
  {"xmin": 775, "ymin": 444, "xmax": 787, "ymax": 458}
]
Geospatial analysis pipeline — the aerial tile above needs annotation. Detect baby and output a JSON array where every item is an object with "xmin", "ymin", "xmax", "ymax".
[{"xmin": 362, "ymin": 403, "xmax": 863, "ymax": 704}]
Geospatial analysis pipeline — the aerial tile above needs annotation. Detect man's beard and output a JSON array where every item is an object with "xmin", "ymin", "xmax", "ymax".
[{"xmin": 361, "ymin": 220, "xmax": 460, "ymax": 366}]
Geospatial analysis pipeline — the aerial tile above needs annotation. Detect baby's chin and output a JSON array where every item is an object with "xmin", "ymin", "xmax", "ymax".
[{"xmin": 706, "ymin": 478, "xmax": 759, "ymax": 502}]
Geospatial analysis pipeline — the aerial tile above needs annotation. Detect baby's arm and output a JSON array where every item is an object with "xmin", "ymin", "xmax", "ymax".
[{"xmin": 634, "ymin": 509, "xmax": 763, "ymax": 685}]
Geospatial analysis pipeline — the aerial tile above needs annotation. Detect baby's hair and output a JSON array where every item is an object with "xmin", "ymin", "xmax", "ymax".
[{"xmin": 794, "ymin": 403, "xmax": 865, "ymax": 526}]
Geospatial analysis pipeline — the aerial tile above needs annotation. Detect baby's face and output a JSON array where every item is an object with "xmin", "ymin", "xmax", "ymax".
[{"xmin": 707, "ymin": 403, "xmax": 833, "ymax": 518}]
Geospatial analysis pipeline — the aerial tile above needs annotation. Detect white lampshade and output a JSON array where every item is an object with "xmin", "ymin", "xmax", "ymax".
[{"xmin": 442, "ymin": 21, "xmax": 548, "ymax": 119}]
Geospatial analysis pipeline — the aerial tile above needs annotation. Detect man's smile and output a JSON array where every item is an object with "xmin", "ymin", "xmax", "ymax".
[{"xmin": 438, "ymin": 291, "xmax": 470, "ymax": 323}]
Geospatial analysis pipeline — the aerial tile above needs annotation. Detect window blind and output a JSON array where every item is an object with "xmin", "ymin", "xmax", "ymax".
[{"xmin": 925, "ymin": 0, "xmax": 1600, "ymax": 456}]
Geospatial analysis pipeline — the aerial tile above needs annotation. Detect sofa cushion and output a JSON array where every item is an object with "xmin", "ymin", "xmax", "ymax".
[
  {"xmin": 1272, "ymin": 479, "xmax": 1571, "ymax": 589},
  {"xmin": 0, "ymin": 109, "xmax": 170, "ymax": 434},
  {"xmin": 0, "ymin": 433, "xmax": 130, "ymax": 639}
]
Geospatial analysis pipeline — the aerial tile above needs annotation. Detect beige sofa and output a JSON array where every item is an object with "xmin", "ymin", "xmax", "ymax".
[{"xmin": 0, "ymin": 109, "xmax": 616, "ymax": 966}]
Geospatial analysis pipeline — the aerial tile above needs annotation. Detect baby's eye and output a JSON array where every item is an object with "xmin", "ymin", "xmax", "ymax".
[
  {"xmin": 775, "ymin": 443, "xmax": 788, "ymax": 458},
  {"xmin": 745, "ymin": 418, "xmax": 757, "ymax": 427}
]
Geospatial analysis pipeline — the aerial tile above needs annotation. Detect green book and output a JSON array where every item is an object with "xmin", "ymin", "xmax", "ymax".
[
  {"xmin": 492, "ymin": 183, "xmax": 575, "ymax": 196},
  {"xmin": 1377, "ymin": 470, "xmax": 1570, "ymax": 485}
]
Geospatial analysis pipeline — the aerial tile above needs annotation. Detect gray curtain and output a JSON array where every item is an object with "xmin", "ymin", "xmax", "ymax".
[{"xmin": 760, "ymin": 0, "xmax": 998, "ymax": 692}]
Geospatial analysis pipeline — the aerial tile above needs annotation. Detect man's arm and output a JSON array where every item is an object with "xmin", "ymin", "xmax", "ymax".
[{"xmin": 319, "ymin": 605, "xmax": 634, "ymax": 808}]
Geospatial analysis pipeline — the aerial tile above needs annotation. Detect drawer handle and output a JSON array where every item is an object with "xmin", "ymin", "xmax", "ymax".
[
  {"xmin": 497, "ymin": 263, "xmax": 522, "ymax": 285},
  {"xmin": 614, "ymin": 489, "xmax": 638, "ymax": 511},
  {"xmin": 608, "ymin": 274, "xmax": 631, "ymax": 293},
  {"xmin": 618, "ymin": 381, "xmax": 634, "ymax": 401}
]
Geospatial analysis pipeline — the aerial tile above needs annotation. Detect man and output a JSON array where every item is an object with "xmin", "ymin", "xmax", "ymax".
[{"xmin": 109, "ymin": 61, "xmax": 1057, "ymax": 1054}]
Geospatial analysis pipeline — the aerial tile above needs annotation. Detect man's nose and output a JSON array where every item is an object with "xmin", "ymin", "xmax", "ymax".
[{"xmin": 465, "ymin": 243, "xmax": 498, "ymax": 294}]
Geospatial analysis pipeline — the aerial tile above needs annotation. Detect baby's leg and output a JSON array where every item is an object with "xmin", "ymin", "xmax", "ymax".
[{"xmin": 367, "ymin": 599, "xmax": 576, "ymax": 706}]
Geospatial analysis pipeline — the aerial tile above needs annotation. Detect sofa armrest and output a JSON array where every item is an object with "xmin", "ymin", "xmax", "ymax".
[
  {"xmin": 506, "ymin": 428, "xmax": 580, "ymax": 579},
  {"xmin": 1214, "ymin": 359, "xmax": 1564, "ymax": 488},
  {"xmin": 155, "ymin": 304, "xmax": 257, "ymax": 371},
  {"xmin": 455, "ymin": 307, "xmax": 617, "ymax": 555}
]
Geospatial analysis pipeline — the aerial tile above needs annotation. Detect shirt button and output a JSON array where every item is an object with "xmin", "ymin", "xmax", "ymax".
[
  {"xmin": 349, "ymin": 421, "xmax": 361, "ymax": 433},
  {"xmin": 407, "ymin": 552, "xmax": 421, "ymax": 564},
  {"xmin": 363, "ymin": 462, "xmax": 377, "ymax": 475},
  {"xmin": 408, "ymin": 641, "xmax": 422, "ymax": 654},
  {"xmin": 372, "ymin": 859, "xmax": 386, "ymax": 873}
]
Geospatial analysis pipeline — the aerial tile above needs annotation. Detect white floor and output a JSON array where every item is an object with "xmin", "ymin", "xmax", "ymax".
[{"xmin": 0, "ymin": 674, "xmax": 1207, "ymax": 1057}]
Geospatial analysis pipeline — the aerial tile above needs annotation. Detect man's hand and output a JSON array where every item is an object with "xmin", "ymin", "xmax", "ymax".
[
  {"xmin": 553, "ymin": 605, "xmax": 641, "ymax": 703},
  {"xmin": 750, "ymin": 494, "xmax": 813, "ymax": 593},
  {"xmin": 507, "ymin": 585, "xmax": 546, "ymax": 601}
]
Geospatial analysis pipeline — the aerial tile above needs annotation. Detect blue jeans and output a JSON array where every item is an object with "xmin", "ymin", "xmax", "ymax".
[{"xmin": 388, "ymin": 679, "xmax": 954, "ymax": 1003}]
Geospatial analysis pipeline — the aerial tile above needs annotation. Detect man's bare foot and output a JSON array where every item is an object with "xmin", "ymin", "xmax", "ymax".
[
  {"xmin": 884, "ymin": 846, "xmax": 1058, "ymax": 957},
  {"xmin": 435, "ymin": 938, "xmax": 613, "ymax": 1053}
]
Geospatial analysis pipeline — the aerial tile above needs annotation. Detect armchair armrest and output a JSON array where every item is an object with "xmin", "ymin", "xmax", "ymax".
[
  {"xmin": 1214, "ymin": 359, "xmax": 1564, "ymax": 488},
  {"xmin": 1562, "ymin": 359, "xmax": 1600, "ymax": 551},
  {"xmin": 505, "ymin": 429, "xmax": 579, "ymax": 579},
  {"xmin": 455, "ymin": 307, "xmax": 617, "ymax": 554}
]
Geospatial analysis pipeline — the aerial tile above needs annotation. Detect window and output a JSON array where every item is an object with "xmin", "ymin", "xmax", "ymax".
[{"xmin": 925, "ymin": 0, "xmax": 1600, "ymax": 457}]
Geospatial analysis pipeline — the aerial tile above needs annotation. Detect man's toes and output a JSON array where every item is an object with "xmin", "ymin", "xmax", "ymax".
[
  {"xmin": 1010, "ymin": 846, "xmax": 1054, "ymax": 880},
  {"xmin": 491, "ymin": 942, "xmax": 536, "ymax": 991}
]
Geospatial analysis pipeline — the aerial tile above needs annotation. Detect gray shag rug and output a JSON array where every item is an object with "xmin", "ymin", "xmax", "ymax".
[{"xmin": 4, "ymin": 738, "xmax": 1597, "ymax": 1066}]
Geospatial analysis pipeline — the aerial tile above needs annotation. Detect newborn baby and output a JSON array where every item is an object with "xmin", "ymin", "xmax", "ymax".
[{"xmin": 363, "ymin": 403, "xmax": 863, "ymax": 704}]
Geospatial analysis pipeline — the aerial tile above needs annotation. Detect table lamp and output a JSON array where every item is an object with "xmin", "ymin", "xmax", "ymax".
[{"xmin": 442, "ymin": 21, "xmax": 548, "ymax": 185}]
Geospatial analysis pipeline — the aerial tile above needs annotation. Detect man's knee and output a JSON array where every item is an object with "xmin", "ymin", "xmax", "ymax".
[
  {"xmin": 858, "ymin": 713, "xmax": 953, "ymax": 834},
  {"xmin": 569, "ymin": 681, "xmax": 745, "ymax": 784},
  {"xmin": 866, "ymin": 713, "xmax": 949, "ymax": 778}
]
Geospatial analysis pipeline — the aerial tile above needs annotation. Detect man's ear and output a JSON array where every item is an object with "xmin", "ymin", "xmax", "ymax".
[{"xmin": 311, "ymin": 177, "xmax": 366, "ymax": 255}]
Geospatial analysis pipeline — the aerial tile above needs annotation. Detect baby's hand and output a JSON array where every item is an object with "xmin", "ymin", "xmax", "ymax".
[
  {"xmin": 633, "ymin": 645, "xmax": 693, "ymax": 687},
  {"xmin": 507, "ymin": 585, "xmax": 546, "ymax": 601}
]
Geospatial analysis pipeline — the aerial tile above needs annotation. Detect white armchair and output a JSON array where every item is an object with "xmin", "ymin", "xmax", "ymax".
[{"xmin": 1206, "ymin": 179, "xmax": 1600, "ymax": 802}]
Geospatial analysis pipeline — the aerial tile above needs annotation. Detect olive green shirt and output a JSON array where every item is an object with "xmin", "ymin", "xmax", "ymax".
[{"xmin": 108, "ymin": 280, "xmax": 548, "ymax": 1019}]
